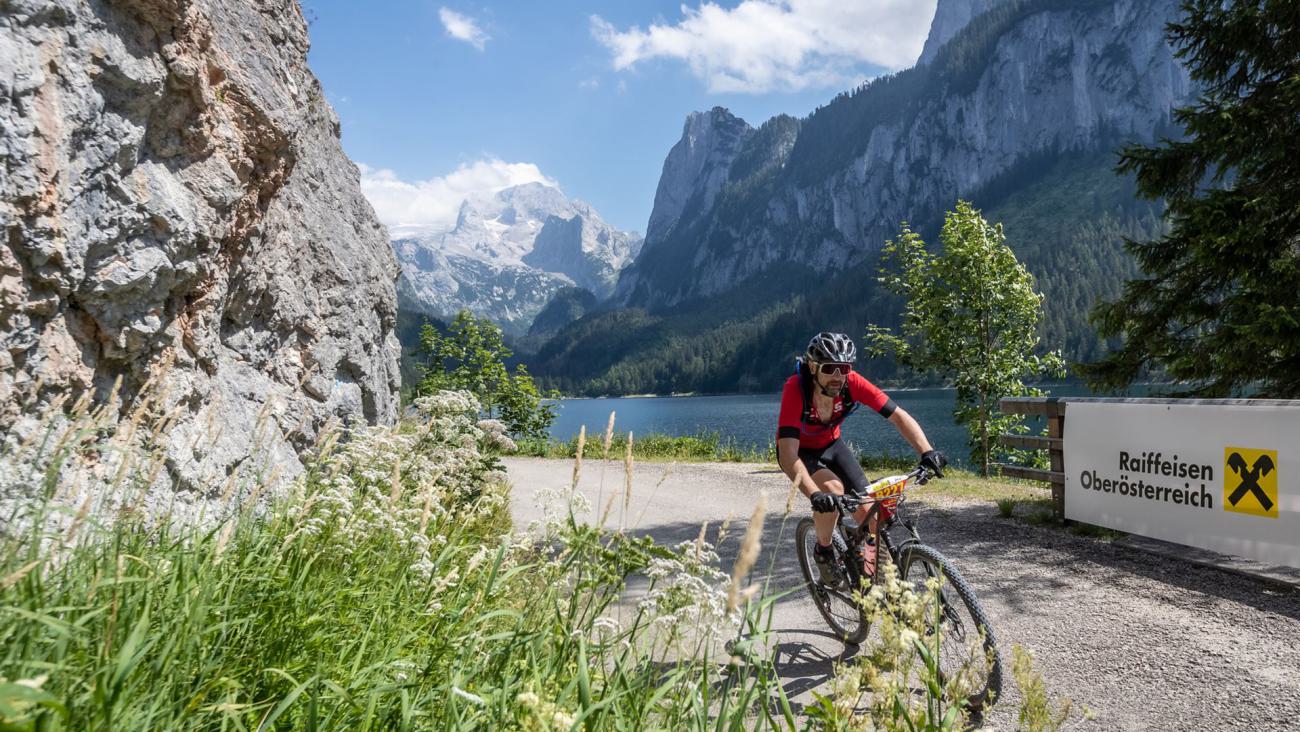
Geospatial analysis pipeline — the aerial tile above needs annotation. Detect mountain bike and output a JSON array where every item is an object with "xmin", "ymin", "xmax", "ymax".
[{"xmin": 794, "ymin": 465, "xmax": 1003, "ymax": 709}]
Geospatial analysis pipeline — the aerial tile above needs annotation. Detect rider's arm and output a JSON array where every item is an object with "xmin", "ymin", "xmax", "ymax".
[
  {"xmin": 888, "ymin": 407, "xmax": 935, "ymax": 455},
  {"xmin": 846, "ymin": 371, "xmax": 897, "ymax": 418},
  {"xmin": 776, "ymin": 377, "xmax": 820, "ymax": 497},
  {"xmin": 777, "ymin": 437, "xmax": 821, "ymax": 498}
]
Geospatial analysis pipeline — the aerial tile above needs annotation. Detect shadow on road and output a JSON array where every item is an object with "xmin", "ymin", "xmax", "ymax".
[
  {"xmin": 770, "ymin": 630, "xmax": 859, "ymax": 712},
  {"xmin": 909, "ymin": 500, "xmax": 1300, "ymax": 622},
  {"xmin": 629, "ymin": 493, "xmax": 1300, "ymax": 626},
  {"xmin": 508, "ymin": 457, "xmax": 1300, "ymax": 728}
]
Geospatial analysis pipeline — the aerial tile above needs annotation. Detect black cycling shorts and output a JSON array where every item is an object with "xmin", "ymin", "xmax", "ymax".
[{"xmin": 798, "ymin": 439, "xmax": 871, "ymax": 496}]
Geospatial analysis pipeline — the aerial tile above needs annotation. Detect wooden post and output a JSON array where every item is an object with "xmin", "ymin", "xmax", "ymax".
[
  {"xmin": 995, "ymin": 397, "xmax": 1068, "ymax": 505},
  {"xmin": 1048, "ymin": 399, "xmax": 1066, "ymax": 522}
]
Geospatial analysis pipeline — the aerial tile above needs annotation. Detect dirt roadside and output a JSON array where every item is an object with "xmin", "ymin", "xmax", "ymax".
[{"xmin": 504, "ymin": 457, "xmax": 1300, "ymax": 731}]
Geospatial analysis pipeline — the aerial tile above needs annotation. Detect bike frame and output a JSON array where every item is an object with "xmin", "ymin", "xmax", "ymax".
[
  {"xmin": 832, "ymin": 466, "xmax": 931, "ymax": 586},
  {"xmin": 801, "ymin": 463, "xmax": 1002, "ymax": 709}
]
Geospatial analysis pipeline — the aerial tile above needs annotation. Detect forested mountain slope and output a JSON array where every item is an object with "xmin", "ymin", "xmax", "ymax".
[{"xmin": 528, "ymin": 0, "xmax": 1187, "ymax": 395}]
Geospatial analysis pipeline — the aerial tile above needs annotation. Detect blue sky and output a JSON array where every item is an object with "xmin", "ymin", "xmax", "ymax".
[{"xmin": 305, "ymin": 1, "xmax": 938, "ymax": 235}]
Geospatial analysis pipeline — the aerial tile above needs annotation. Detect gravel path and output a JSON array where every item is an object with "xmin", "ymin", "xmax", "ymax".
[{"xmin": 504, "ymin": 457, "xmax": 1300, "ymax": 731}]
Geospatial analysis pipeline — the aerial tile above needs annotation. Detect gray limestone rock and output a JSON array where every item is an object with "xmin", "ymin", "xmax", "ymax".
[
  {"xmin": 642, "ymin": 107, "xmax": 754, "ymax": 249},
  {"xmin": 918, "ymin": 0, "xmax": 1008, "ymax": 66},
  {"xmin": 0, "ymin": 0, "xmax": 400, "ymax": 501}
]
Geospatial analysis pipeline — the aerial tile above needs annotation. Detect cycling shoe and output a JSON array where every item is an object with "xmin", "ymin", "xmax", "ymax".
[{"xmin": 813, "ymin": 546, "xmax": 847, "ymax": 590}]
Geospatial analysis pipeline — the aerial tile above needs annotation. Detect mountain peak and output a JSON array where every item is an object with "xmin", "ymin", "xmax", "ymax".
[
  {"xmin": 393, "ymin": 183, "xmax": 641, "ymax": 334},
  {"xmin": 492, "ymin": 182, "xmax": 573, "ymax": 222},
  {"xmin": 683, "ymin": 107, "xmax": 751, "ymax": 139},
  {"xmin": 642, "ymin": 107, "xmax": 755, "ymax": 248},
  {"xmin": 918, "ymin": 0, "xmax": 1006, "ymax": 66}
]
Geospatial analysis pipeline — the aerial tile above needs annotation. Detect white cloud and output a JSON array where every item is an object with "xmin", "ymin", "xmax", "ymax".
[
  {"xmin": 578, "ymin": 77, "xmax": 600, "ymax": 90},
  {"xmin": 439, "ymin": 7, "xmax": 489, "ymax": 51},
  {"xmin": 591, "ymin": 0, "xmax": 937, "ymax": 94},
  {"xmin": 359, "ymin": 159, "xmax": 557, "ymax": 235}
]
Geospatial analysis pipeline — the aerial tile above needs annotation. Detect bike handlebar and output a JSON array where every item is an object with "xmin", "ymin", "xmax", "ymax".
[{"xmin": 834, "ymin": 464, "xmax": 936, "ymax": 512}]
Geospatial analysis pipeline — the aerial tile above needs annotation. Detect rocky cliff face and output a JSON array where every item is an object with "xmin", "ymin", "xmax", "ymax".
[
  {"xmin": 618, "ymin": 0, "xmax": 1192, "ymax": 309},
  {"xmin": 1, "ymin": 0, "xmax": 400, "ymax": 496},
  {"xmin": 394, "ymin": 182, "xmax": 641, "ymax": 334},
  {"xmin": 642, "ymin": 107, "xmax": 754, "ymax": 248},
  {"xmin": 918, "ymin": 0, "xmax": 1006, "ymax": 65}
]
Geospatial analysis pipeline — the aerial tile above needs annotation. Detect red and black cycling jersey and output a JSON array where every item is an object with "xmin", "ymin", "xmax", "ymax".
[{"xmin": 777, "ymin": 370, "xmax": 896, "ymax": 449}]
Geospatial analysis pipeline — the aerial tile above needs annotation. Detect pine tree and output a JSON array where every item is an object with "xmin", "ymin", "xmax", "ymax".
[{"xmin": 1084, "ymin": 0, "xmax": 1300, "ymax": 396}]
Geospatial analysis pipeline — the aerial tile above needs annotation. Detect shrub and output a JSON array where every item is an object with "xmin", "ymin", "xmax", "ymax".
[{"xmin": 416, "ymin": 310, "xmax": 557, "ymax": 441}]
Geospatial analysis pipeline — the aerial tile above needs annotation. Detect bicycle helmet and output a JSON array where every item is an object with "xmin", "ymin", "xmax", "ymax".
[{"xmin": 806, "ymin": 332, "xmax": 857, "ymax": 364}]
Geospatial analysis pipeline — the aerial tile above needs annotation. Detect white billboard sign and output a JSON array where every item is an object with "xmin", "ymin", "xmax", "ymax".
[{"xmin": 1063, "ymin": 401, "xmax": 1300, "ymax": 569}]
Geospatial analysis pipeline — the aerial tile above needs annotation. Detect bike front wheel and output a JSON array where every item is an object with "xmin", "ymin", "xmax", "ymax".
[
  {"xmin": 795, "ymin": 517, "xmax": 869, "ymax": 644},
  {"xmin": 898, "ymin": 543, "xmax": 1003, "ymax": 710}
]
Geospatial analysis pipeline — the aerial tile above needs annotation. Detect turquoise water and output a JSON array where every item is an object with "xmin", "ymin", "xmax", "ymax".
[{"xmin": 547, "ymin": 385, "xmax": 1103, "ymax": 468}]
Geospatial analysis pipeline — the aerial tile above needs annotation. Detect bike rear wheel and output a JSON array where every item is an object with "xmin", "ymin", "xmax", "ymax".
[
  {"xmin": 898, "ymin": 543, "xmax": 1002, "ymax": 710},
  {"xmin": 795, "ymin": 517, "xmax": 869, "ymax": 644}
]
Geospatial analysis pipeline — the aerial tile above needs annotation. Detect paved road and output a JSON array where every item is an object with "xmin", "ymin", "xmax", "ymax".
[{"xmin": 504, "ymin": 457, "xmax": 1300, "ymax": 731}]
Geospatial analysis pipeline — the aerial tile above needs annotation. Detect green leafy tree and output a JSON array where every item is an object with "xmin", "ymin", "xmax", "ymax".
[
  {"xmin": 1084, "ymin": 0, "xmax": 1300, "ymax": 396},
  {"xmin": 417, "ymin": 310, "xmax": 557, "ymax": 440},
  {"xmin": 495, "ymin": 363, "xmax": 555, "ymax": 442},
  {"xmin": 866, "ymin": 201, "xmax": 1065, "ymax": 476}
]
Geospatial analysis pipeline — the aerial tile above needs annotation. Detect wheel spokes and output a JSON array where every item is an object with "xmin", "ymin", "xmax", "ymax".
[
  {"xmin": 910, "ymin": 559, "xmax": 991, "ymax": 694},
  {"xmin": 799, "ymin": 522, "xmax": 868, "ymax": 641}
]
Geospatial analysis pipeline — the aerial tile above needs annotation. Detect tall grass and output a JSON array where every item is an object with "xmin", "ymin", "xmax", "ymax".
[
  {"xmin": 0, "ymin": 390, "xmax": 793, "ymax": 730},
  {"xmin": 515, "ymin": 433, "xmax": 954, "ymax": 475}
]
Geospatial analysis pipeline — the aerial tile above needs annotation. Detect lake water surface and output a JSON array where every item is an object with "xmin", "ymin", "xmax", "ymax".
[{"xmin": 548, "ymin": 385, "xmax": 1106, "ymax": 468}]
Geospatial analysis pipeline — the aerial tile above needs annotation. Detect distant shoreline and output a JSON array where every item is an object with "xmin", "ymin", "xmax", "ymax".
[{"xmin": 546, "ymin": 381, "xmax": 1175, "ymax": 401}]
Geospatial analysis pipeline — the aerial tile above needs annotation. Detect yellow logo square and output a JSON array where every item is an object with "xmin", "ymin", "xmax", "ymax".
[{"xmin": 1224, "ymin": 447, "xmax": 1279, "ymax": 518}]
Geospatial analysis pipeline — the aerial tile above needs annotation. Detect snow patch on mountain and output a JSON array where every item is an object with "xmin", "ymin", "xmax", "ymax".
[{"xmin": 393, "ymin": 183, "xmax": 641, "ymax": 334}]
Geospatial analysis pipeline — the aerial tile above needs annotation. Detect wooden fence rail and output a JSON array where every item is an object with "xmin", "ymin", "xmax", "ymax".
[{"xmin": 994, "ymin": 397, "xmax": 1066, "ymax": 520}]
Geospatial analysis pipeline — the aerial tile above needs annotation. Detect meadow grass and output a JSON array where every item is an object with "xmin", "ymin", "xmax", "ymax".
[
  {"xmin": 0, "ymin": 392, "xmax": 794, "ymax": 730},
  {"xmin": 515, "ymin": 433, "xmax": 951, "ymax": 473},
  {"xmin": 515, "ymin": 431, "xmax": 772, "ymax": 463}
]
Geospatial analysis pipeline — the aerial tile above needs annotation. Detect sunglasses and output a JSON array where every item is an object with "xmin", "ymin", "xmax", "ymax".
[{"xmin": 815, "ymin": 362, "xmax": 852, "ymax": 376}]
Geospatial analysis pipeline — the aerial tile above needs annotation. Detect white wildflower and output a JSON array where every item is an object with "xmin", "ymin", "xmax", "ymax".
[
  {"xmin": 14, "ymin": 675, "xmax": 48, "ymax": 690},
  {"xmin": 551, "ymin": 709, "xmax": 576, "ymax": 729},
  {"xmin": 516, "ymin": 691, "xmax": 540, "ymax": 708},
  {"xmin": 592, "ymin": 616, "xmax": 620, "ymax": 634}
]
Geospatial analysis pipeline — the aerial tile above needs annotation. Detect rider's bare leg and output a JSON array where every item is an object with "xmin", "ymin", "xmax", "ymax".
[
  {"xmin": 859, "ymin": 505, "xmax": 878, "ymax": 576},
  {"xmin": 811, "ymin": 470, "xmax": 844, "ymax": 545},
  {"xmin": 811, "ymin": 469, "xmax": 878, "ymax": 573}
]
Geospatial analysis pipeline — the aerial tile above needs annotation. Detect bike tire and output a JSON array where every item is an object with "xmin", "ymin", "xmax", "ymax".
[
  {"xmin": 898, "ymin": 543, "xmax": 1003, "ymax": 710},
  {"xmin": 795, "ymin": 517, "xmax": 870, "ymax": 644}
]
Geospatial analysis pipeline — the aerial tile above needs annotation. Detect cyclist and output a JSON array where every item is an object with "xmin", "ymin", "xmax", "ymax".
[{"xmin": 777, "ymin": 332, "xmax": 947, "ymax": 589}]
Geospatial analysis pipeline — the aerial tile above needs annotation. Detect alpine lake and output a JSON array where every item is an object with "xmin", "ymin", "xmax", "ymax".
[{"xmin": 547, "ymin": 384, "xmax": 1128, "ymax": 469}]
